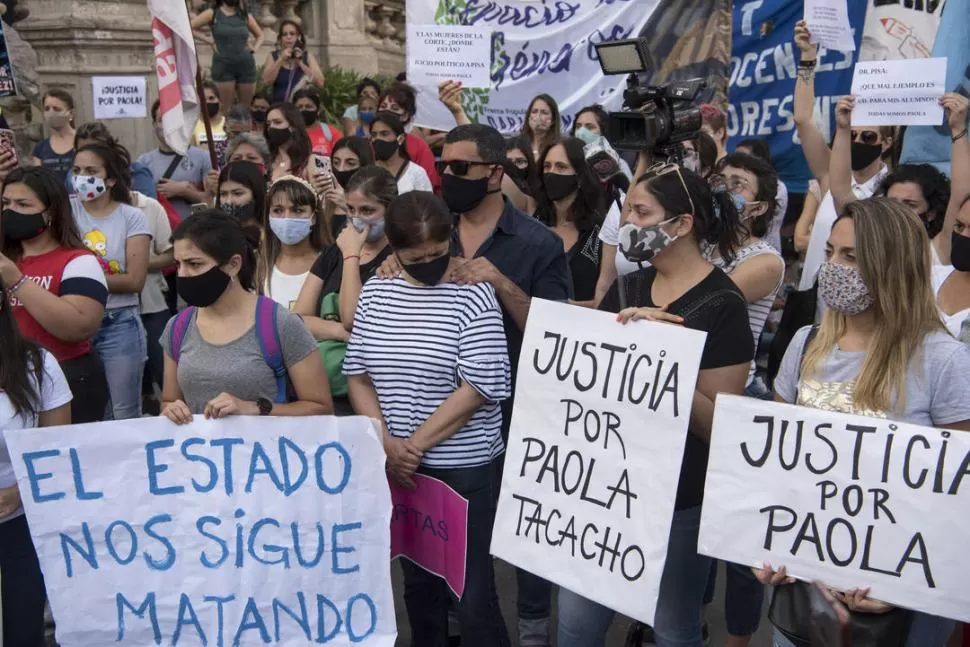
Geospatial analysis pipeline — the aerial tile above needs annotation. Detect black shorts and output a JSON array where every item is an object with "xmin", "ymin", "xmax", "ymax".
[{"xmin": 211, "ymin": 52, "xmax": 257, "ymax": 84}]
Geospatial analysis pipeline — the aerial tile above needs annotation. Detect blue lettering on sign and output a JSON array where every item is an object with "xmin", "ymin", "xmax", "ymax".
[
  {"xmin": 245, "ymin": 441, "xmax": 284, "ymax": 493},
  {"xmin": 202, "ymin": 594, "xmax": 235, "ymax": 647},
  {"xmin": 60, "ymin": 522, "xmax": 97, "ymax": 577},
  {"xmin": 210, "ymin": 437, "xmax": 245, "ymax": 496},
  {"xmin": 172, "ymin": 592, "xmax": 207, "ymax": 645},
  {"xmin": 22, "ymin": 449, "xmax": 65, "ymax": 502},
  {"xmin": 145, "ymin": 439, "xmax": 185, "ymax": 496},
  {"xmin": 332, "ymin": 522, "xmax": 362, "ymax": 574},
  {"xmin": 143, "ymin": 514, "xmax": 177, "ymax": 571},
  {"xmin": 316, "ymin": 594, "xmax": 343, "ymax": 643},
  {"xmin": 69, "ymin": 448, "xmax": 103, "ymax": 500},
  {"xmin": 273, "ymin": 592, "xmax": 311, "ymax": 641},
  {"xmin": 278, "ymin": 436, "xmax": 309, "ymax": 495},
  {"xmin": 292, "ymin": 521, "xmax": 326, "ymax": 567},
  {"xmin": 105, "ymin": 519, "xmax": 139, "ymax": 565},
  {"xmin": 315, "ymin": 442, "xmax": 352, "ymax": 494},
  {"xmin": 248, "ymin": 517, "xmax": 289, "ymax": 567},
  {"xmin": 116, "ymin": 591, "xmax": 161, "ymax": 644},
  {"xmin": 453, "ymin": 0, "xmax": 581, "ymax": 28},
  {"xmin": 181, "ymin": 437, "xmax": 218, "ymax": 493},
  {"xmin": 233, "ymin": 596, "xmax": 271, "ymax": 645},
  {"xmin": 197, "ymin": 515, "xmax": 229, "ymax": 569},
  {"xmin": 346, "ymin": 593, "xmax": 378, "ymax": 643}
]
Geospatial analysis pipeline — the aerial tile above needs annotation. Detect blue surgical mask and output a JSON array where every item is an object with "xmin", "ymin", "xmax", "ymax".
[
  {"xmin": 269, "ymin": 217, "xmax": 313, "ymax": 245},
  {"xmin": 360, "ymin": 111, "xmax": 376, "ymax": 125},
  {"xmin": 575, "ymin": 127, "xmax": 599, "ymax": 145},
  {"xmin": 351, "ymin": 217, "xmax": 385, "ymax": 243}
]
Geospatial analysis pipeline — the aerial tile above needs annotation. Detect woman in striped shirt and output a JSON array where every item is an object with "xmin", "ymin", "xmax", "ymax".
[{"xmin": 344, "ymin": 191, "xmax": 512, "ymax": 647}]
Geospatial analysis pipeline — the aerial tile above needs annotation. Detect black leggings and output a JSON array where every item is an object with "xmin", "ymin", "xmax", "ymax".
[
  {"xmin": 60, "ymin": 350, "xmax": 110, "ymax": 424},
  {"xmin": 0, "ymin": 515, "xmax": 47, "ymax": 646}
]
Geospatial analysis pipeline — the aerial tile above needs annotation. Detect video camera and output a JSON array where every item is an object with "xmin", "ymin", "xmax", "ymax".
[{"xmin": 594, "ymin": 39, "xmax": 706, "ymax": 160}]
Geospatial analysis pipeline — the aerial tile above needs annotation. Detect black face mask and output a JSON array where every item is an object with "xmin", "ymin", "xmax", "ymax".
[
  {"xmin": 177, "ymin": 266, "xmax": 232, "ymax": 308},
  {"xmin": 219, "ymin": 201, "xmax": 255, "ymax": 223},
  {"xmin": 543, "ymin": 172, "xmax": 579, "ymax": 201},
  {"xmin": 442, "ymin": 173, "xmax": 491, "ymax": 214},
  {"xmin": 952, "ymin": 232, "xmax": 970, "ymax": 272},
  {"xmin": 372, "ymin": 139, "xmax": 400, "ymax": 162},
  {"xmin": 251, "ymin": 110, "xmax": 267, "ymax": 124},
  {"xmin": 333, "ymin": 169, "xmax": 357, "ymax": 189},
  {"xmin": 1, "ymin": 209, "xmax": 47, "ymax": 242},
  {"xmin": 266, "ymin": 127, "xmax": 292, "ymax": 148},
  {"xmin": 851, "ymin": 142, "xmax": 883, "ymax": 171},
  {"xmin": 300, "ymin": 110, "xmax": 318, "ymax": 127},
  {"xmin": 401, "ymin": 252, "xmax": 451, "ymax": 286},
  {"xmin": 206, "ymin": 102, "xmax": 221, "ymax": 119}
]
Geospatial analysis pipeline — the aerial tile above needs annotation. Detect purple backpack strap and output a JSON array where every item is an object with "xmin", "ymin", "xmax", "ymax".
[
  {"xmin": 167, "ymin": 307, "xmax": 196, "ymax": 363},
  {"xmin": 254, "ymin": 295, "xmax": 288, "ymax": 403}
]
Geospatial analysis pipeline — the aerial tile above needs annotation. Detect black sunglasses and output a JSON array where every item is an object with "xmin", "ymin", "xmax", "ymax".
[
  {"xmin": 851, "ymin": 130, "xmax": 880, "ymax": 145},
  {"xmin": 436, "ymin": 159, "xmax": 495, "ymax": 177}
]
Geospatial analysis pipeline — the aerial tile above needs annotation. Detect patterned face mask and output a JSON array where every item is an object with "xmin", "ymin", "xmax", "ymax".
[
  {"xmin": 618, "ymin": 217, "xmax": 679, "ymax": 264},
  {"xmin": 817, "ymin": 261, "xmax": 874, "ymax": 316}
]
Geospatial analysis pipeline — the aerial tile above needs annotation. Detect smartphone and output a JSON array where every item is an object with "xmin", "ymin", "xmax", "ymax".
[
  {"xmin": 190, "ymin": 203, "xmax": 209, "ymax": 216},
  {"xmin": 0, "ymin": 128, "xmax": 19, "ymax": 166},
  {"xmin": 313, "ymin": 154, "xmax": 332, "ymax": 176},
  {"xmin": 809, "ymin": 581, "xmax": 851, "ymax": 647}
]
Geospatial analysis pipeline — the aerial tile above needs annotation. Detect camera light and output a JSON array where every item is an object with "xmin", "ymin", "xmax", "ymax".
[{"xmin": 594, "ymin": 39, "xmax": 654, "ymax": 75}]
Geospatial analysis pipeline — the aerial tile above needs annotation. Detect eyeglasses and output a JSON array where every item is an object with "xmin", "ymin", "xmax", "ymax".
[
  {"xmin": 436, "ymin": 159, "xmax": 495, "ymax": 177},
  {"xmin": 641, "ymin": 162, "xmax": 695, "ymax": 216},
  {"xmin": 723, "ymin": 175, "xmax": 752, "ymax": 194},
  {"xmin": 851, "ymin": 130, "xmax": 880, "ymax": 145}
]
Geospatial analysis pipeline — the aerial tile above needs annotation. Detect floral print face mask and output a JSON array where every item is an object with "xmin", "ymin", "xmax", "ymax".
[{"xmin": 818, "ymin": 261, "xmax": 874, "ymax": 316}]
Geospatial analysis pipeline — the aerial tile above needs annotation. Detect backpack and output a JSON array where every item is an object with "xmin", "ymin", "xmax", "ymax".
[
  {"xmin": 168, "ymin": 295, "xmax": 293, "ymax": 404},
  {"xmin": 317, "ymin": 291, "xmax": 348, "ymax": 398}
]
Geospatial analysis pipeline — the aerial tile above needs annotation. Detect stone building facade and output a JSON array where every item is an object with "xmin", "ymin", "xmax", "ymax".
[{"xmin": 4, "ymin": 0, "xmax": 405, "ymax": 157}]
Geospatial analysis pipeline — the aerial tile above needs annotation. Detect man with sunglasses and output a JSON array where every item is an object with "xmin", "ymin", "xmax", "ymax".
[{"xmin": 442, "ymin": 123, "xmax": 571, "ymax": 647}]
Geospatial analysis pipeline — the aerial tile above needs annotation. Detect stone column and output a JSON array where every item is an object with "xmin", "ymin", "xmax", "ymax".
[
  {"xmin": 315, "ymin": 0, "xmax": 378, "ymax": 75},
  {"xmin": 17, "ymin": 0, "xmax": 158, "ymax": 157}
]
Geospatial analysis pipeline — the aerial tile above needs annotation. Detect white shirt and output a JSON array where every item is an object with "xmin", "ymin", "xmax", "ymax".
[
  {"xmin": 265, "ymin": 269, "xmax": 309, "ymax": 311},
  {"xmin": 799, "ymin": 165, "xmax": 889, "ymax": 291},
  {"xmin": 133, "ymin": 191, "xmax": 174, "ymax": 315},
  {"xmin": 597, "ymin": 191, "xmax": 641, "ymax": 277},
  {"xmin": 396, "ymin": 161, "xmax": 433, "ymax": 194},
  {"xmin": 766, "ymin": 180, "xmax": 789, "ymax": 254},
  {"xmin": 0, "ymin": 350, "xmax": 73, "ymax": 524},
  {"xmin": 933, "ymin": 265, "xmax": 970, "ymax": 337}
]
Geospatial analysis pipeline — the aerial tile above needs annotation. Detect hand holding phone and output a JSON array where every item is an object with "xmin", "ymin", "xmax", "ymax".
[{"xmin": 313, "ymin": 154, "xmax": 332, "ymax": 177}]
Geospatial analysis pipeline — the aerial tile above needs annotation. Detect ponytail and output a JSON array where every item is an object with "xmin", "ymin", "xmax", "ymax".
[{"xmin": 172, "ymin": 209, "xmax": 258, "ymax": 292}]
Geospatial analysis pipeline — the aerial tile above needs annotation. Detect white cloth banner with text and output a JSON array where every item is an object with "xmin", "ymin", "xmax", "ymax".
[
  {"xmin": 699, "ymin": 395, "xmax": 970, "ymax": 623},
  {"xmin": 491, "ymin": 299, "xmax": 706, "ymax": 625},
  {"xmin": 406, "ymin": 1, "xmax": 660, "ymax": 133},
  {"xmin": 5, "ymin": 415, "xmax": 396, "ymax": 646}
]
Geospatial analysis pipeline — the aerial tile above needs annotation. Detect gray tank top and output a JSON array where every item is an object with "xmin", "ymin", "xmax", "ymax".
[{"xmin": 212, "ymin": 9, "xmax": 250, "ymax": 58}]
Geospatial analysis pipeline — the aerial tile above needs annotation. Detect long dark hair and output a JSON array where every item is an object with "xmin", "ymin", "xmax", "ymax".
[
  {"xmin": 0, "ymin": 280, "xmax": 45, "ymax": 420},
  {"xmin": 638, "ymin": 166, "xmax": 744, "ymax": 264},
  {"xmin": 331, "ymin": 135, "xmax": 375, "ymax": 167},
  {"xmin": 522, "ymin": 94, "xmax": 561, "ymax": 151},
  {"xmin": 505, "ymin": 136, "xmax": 539, "ymax": 197},
  {"xmin": 75, "ymin": 143, "xmax": 132, "ymax": 204},
  {"xmin": 172, "ymin": 209, "xmax": 259, "ymax": 292},
  {"xmin": 535, "ymin": 138, "xmax": 605, "ymax": 232},
  {"xmin": 260, "ymin": 178, "xmax": 326, "ymax": 290},
  {"xmin": 571, "ymin": 105, "xmax": 609, "ymax": 137},
  {"xmin": 346, "ymin": 166, "xmax": 398, "ymax": 209},
  {"xmin": 371, "ymin": 111, "xmax": 411, "ymax": 162},
  {"xmin": 2, "ymin": 167, "xmax": 86, "ymax": 260},
  {"xmin": 266, "ymin": 103, "xmax": 311, "ymax": 172},
  {"xmin": 217, "ymin": 160, "xmax": 267, "ymax": 224},
  {"xmin": 880, "ymin": 163, "xmax": 951, "ymax": 238}
]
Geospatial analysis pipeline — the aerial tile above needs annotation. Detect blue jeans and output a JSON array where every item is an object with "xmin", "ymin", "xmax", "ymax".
[
  {"xmin": 93, "ymin": 307, "xmax": 147, "ymax": 420},
  {"xmin": 703, "ymin": 560, "xmax": 764, "ymax": 636},
  {"xmin": 401, "ymin": 461, "xmax": 510, "ymax": 647},
  {"xmin": 557, "ymin": 506, "xmax": 711, "ymax": 647}
]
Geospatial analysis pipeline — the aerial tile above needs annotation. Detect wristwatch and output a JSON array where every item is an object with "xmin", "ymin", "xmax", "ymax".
[{"xmin": 256, "ymin": 397, "xmax": 273, "ymax": 416}]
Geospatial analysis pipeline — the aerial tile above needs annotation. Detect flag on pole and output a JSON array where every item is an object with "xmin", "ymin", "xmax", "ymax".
[{"xmin": 148, "ymin": 0, "xmax": 198, "ymax": 155}]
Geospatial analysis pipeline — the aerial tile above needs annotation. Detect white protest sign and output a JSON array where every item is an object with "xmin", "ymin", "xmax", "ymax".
[
  {"xmin": 851, "ymin": 57, "xmax": 947, "ymax": 126},
  {"xmin": 699, "ymin": 395, "xmax": 970, "ymax": 623},
  {"xmin": 491, "ymin": 299, "xmax": 706, "ymax": 625},
  {"xmin": 859, "ymin": 0, "xmax": 944, "ymax": 61},
  {"xmin": 805, "ymin": 0, "xmax": 856, "ymax": 52},
  {"xmin": 5, "ymin": 415, "xmax": 396, "ymax": 646},
  {"xmin": 407, "ymin": 24, "xmax": 492, "ymax": 88},
  {"xmin": 92, "ymin": 76, "xmax": 148, "ymax": 120}
]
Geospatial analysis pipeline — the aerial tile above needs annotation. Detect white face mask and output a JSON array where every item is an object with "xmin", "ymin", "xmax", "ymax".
[{"xmin": 73, "ymin": 175, "xmax": 108, "ymax": 202}]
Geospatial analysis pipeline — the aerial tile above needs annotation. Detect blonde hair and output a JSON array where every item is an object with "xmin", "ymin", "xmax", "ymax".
[{"xmin": 801, "ymin": 198, "xmax": 944, "ymax": 413}]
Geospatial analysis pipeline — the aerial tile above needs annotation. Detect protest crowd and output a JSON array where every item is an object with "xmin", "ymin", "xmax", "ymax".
[{"xmin": 1, "ymin": 0, "xmax": 970, "ymax": 646}]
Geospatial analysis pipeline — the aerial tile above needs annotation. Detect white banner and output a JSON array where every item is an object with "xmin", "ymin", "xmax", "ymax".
[
  {"xmin": 406, "ymin": 1, "xmax": 660, "ymax": 133},
  {"xmin": 91, "ymin": 76, "xmax": 148, "ymax": 120},
  {"xmin": 5, "ymin": 415, "xmax": 396, "ymax": 646},
  {"xmin": 491, "ymin": 299, "xmax": 706, "ymax": 625},
  {"xmin": 700, "ymin": 395, "xmax": 970, "ymax": 623},
  {"xmin": 859, "ymin": 0, "xmax": 944, "ymax": 61},
  {"xmin": 851, "ymin": 57, "xmax": 947, "ymax": 126}
]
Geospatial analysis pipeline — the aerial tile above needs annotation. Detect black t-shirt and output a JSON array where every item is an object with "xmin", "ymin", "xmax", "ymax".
[
  {"xmin": 568, "ymin": 225, "xmax": 602, "ymax": 302},
  {"xmin": 599, "ymin": 265, "xmax": 753, "ymax": 509},
  {"xmin": 309, "ymin": 244, "xmax": 392, "ymax": 315}
]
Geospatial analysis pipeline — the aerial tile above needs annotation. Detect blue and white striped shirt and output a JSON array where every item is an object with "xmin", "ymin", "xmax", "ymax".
[{"xmin": 343, "ymin": 278, "xmax": 512, "ymax": 468}]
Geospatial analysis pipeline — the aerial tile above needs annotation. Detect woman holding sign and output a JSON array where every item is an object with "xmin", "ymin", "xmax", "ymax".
[
  {"xmin": 557, "ymin": 164, "xmax": 754, "ymax": 647},
  {"xmin": 160, "ymin": 209, "xmax": 332, "ymax": 423},
  {"xmin": 765, "ymin": 198, "xmax": 970, "ymax": 646},
  {"xmin": 344, "ymin": 191, "xmax": 511, "ymax": 647},
  {"xmin": 0, "ymin": 278, "xmax": 72, "ymax": 647}
]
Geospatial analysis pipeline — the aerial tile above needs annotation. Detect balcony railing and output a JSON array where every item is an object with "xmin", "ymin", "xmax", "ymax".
[{"xmin": 364, "ymin": 0, "xmax": 405, "ymax": 52}]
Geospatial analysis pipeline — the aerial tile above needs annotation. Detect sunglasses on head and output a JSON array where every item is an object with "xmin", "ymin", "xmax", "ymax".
[
  {"xmin": 642, "ymin": 162, "xmax": 696, "ymax": 216},
  {"xmin": 436, "ymin": 159, "xmax": 495, "ymax": 177},
  {"xmin": 851, "ymin": 130, "xmax": 880, "ymax": 145}
]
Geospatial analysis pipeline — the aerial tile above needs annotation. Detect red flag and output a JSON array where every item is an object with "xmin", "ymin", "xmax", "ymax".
[{"xmin": 148, "ymin": 0, "xmax": 198, "ymax": 155}]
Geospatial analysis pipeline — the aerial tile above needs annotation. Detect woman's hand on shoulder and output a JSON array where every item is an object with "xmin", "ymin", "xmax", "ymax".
[
  {"xmin": 162, "ymin": 400, "xmax": 193, "ymax": 425},
  {"xmin": 375, "ymin": 254, "xmax": 403, "ymax": 279}
]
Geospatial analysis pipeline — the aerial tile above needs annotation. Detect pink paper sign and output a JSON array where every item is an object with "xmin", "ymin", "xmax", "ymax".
[{"xmin": 389, "ymin": 473, "xmax": 469, "ymax": 598}]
